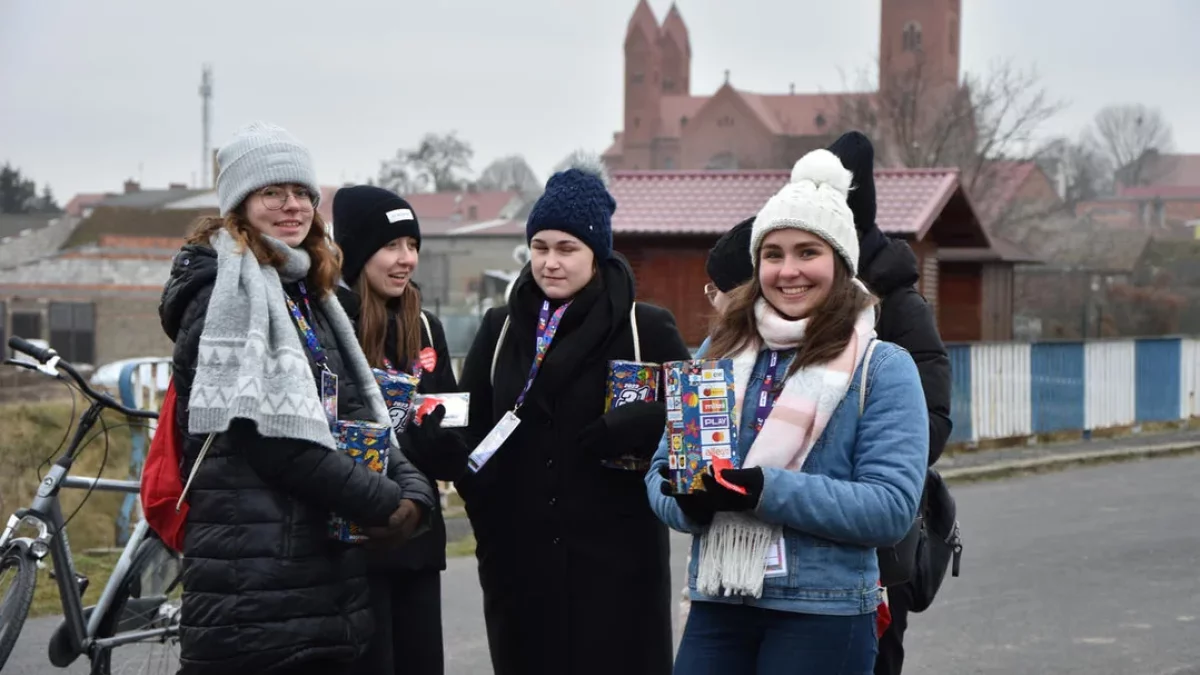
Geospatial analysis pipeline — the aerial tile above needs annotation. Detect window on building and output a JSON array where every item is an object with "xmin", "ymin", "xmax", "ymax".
[
  {"xmin": 902, "ymin": 21, "xmax": 923, "ymax": 52},
  {"xmin": 680, "ymin": 116, "xmax": 689, "ymax": 128},
  {"xmin": 49, "ymin": 302, "xmax": 95, "ymax": 365},
  {"xmin": 634, "ymin": 117, "xmax": 641, "ymax": 129},
  {"xmin": 664, "ymin": 78, "xmax": 674, "ymax": 92},
  {"xmin": 663, "ymin": 157, "xmax": 675, "ymax": 170},
  {"xmin": 468, "ymin": 205, "xmax": 478, "ymax": 221},
  {"xmin": 413, "ymin": 252, "xmax": 450, "ymax": 309},
  {"xmin": 948, "ymin": 16, "xmax": 958, "ymax": 56},
  {"xmin": 11, "ymin": 311, "xmax": 42, "ymax": 347},
  {"xmin": 631, "ymin": 72, "xmax": 645, "ymax": 84}
]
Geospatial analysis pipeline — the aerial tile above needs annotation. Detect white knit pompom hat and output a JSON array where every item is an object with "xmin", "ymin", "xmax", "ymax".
[
  {"xmin": 216, "ymin": 122, "xmax": 321, "ymax": 217},
  {"xmin": 749, "ymin": 149, "xmax": 858, "ymax": 272}
]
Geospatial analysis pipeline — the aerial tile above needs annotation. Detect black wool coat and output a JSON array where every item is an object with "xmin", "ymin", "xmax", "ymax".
[
  {"xmin": 456, "ymin": 255, "xmax": 691, "ymax": 675},
  {"xmin": 160, "ymin": 245, "xmax": 434, "ymax": 675}
]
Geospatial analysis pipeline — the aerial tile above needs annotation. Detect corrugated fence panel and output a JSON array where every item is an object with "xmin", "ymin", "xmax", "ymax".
[
  {"xmin": 1182, "ymin": 339, "xmax": 1199, "ymax": 419},
  {"xmin": 971, "ymin": 343, "xmax": 1032, "ymax": 440},
  {"xmin": 1134, "ymin": 338, "xmax": 1182, "ymax": 423},
  {"xmin": 947, "ymin": 344, "xmax": 973, "ymax": 444},
  {"xmin": 1030, "ymin": 343, "xmax": 1085, "ymax": 434},
  {"xmin": 1085, "ymin": 341, "xmax": 1136, "ymax": 430}
]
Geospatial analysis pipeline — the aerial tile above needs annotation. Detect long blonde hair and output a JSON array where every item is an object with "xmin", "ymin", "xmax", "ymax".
[
  {"xmin": 354, "ymin": 275, "xmax": 423, "ymax": 369},
  {"xmin": 186, "ymin": 210, "xmax": 342, "ymax": 298}
]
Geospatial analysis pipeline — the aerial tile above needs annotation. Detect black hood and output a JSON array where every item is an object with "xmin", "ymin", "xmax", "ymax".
[
  {"xmin": 159, "ymin": 244, "xmax": 218, "ymax": 342},
  {"xmin": 860, "ymin": 237, "xmax": 920, "ymax": 298}
]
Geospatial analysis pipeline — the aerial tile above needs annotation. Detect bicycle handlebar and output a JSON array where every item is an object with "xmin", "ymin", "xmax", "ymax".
[{"xmin": 7, "ymin": 335, "xmax": 158, "ymax": 420}]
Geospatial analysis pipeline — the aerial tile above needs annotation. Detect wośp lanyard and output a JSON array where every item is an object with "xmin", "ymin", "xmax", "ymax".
[
  {"xmin": 753, "ymin": 349, "xmax": 793, "ymax": 433},
  {"xmin": 513, "ymin": 299, "xmax": 570, "ymax": 411},
  {"xmin": 284, "ymin": 281, "xmax": 338, "ymax": 426}
]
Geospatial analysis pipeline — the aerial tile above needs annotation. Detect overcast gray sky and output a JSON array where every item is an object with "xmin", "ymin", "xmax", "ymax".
[{"xmin": 1, "ymin": 0, "xmax": 1196, "ymax": 201}]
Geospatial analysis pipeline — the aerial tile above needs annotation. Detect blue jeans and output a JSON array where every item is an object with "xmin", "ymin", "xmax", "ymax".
[{"xmin": 674, "ymin": 601, "xmax": 878, "ymax": 675}]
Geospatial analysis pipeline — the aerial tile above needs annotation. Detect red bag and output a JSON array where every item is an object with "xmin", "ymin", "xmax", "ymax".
[{"xmin": 139, "ymin": 379, "xmax": 188, "ymax": 552}]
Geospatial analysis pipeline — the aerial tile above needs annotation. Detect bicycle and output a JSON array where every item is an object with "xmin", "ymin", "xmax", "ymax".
[{"xmin": 0, "ymin": 335, "xmax": 182, "ymax": 674}]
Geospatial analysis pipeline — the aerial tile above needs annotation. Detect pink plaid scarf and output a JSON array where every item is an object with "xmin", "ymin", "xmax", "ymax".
[{"xmin": 697, "ymin": 296, "xmax": 877, "ymax": 598}]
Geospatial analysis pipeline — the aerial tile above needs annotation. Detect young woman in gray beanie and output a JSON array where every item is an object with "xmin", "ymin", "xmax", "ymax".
[
  {"xmin": 332, "ymin": 184, "xmax": 470, "ymax": 675},
  {"xmin": 455, "ymin": 156, "xmax": 691, "ymax": 675},
  {"xmin": 158, "ymin": 122, "xmax": 436, "ymax": 675}
]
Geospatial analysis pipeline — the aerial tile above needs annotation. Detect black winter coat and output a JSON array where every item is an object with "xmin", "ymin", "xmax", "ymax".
[
  {"xmin": 160, "ymin": 245, "xmax": 435, "ymax": 675},
  {"xmin": 860, "ymin": 237, "xmax": 953, "ymax": 465},
  {"xmin": 337, "ymin": 286, "xmax": 459, "ymax": 572},
  {"xmin": 456, "ymin": 255, "xmax": 691, "ymax": 675}
]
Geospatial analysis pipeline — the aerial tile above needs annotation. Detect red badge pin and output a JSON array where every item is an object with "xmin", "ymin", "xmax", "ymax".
[{"xmin": 419, "ymin": 347, "xmax": 438, "ymax": 373}]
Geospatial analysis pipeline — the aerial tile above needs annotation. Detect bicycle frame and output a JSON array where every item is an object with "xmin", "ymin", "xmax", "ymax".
[{"xmin": 0, "ymin": 405, "xmax": 174, "ymax": 665}]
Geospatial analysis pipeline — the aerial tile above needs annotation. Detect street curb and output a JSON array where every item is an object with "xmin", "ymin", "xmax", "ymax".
[{"xmin": 941, "ymin": 441, "xmax": 1200, "ymax": 485}]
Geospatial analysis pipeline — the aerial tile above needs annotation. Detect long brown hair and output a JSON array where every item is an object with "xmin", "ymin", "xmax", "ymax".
[
  {"xmin": 707, "ymin": 253, "xmax": 875, "ymax": 375},
  {"xmin": 186, "ymin": 209, "xmax": 341, "ymax": 298},
  {"xmin": 354, "ymin": 275, "xmax": 423, "ymax": 369}
]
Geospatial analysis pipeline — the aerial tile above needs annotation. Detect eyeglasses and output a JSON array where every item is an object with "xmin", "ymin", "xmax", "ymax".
[
  {"xmin": 257, "ymin": 186, "xmax": 314, "ymax": 211},
  {"xmin": 704, "ymin": 282, "xmax": 719, "ymax": 306}
]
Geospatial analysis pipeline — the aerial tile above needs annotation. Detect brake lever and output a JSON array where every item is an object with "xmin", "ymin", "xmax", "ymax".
[{"xmin": 3, "ymin": 358, "xmax": 38, "ymax": 372}]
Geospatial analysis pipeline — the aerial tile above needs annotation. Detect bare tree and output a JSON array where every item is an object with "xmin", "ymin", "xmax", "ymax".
[
  {"xmin": 476, "ymin": 155, "xmax": 542, "ymax": 197},
  {"xmin": 1035, "ymin": 136, "xmax": 1113, "ymax": 208},
  {"xmin": 835, "ymin": 58, "xmax": 1065, "ymax": 232},
  {"xmin": 378, "ymin": 131, "xmax": 475, "ymax": 195},
  {"xmin": 1084, "ymin": 104, "xmax": 1173, "ymax": 188}
]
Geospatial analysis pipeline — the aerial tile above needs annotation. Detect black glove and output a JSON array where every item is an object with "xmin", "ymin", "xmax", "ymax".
[
  {"xmin": 404, "ymin": 405, "xmax": 472, "ymax": 481},
  {"xmin": 657, "ymin": 466, "xmax": 716, "ymax": 526},
  {"xmin": 712, "ymin": 468, "xmax": 765, "ymax": 510},
  {"xmin": 578, "ymin": 400, "xmax": 667, "ymax": 461}
]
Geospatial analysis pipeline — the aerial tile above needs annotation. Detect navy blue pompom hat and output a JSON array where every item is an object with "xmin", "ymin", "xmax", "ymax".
[{"xmin": 524, "ymin": 154, "xmax": 615, "ymax": 261}]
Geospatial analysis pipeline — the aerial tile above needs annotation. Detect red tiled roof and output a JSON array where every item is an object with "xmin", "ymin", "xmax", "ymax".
[
  {"xmin": 64, "ymin": 193, "xmax": 109, "ymax": 217},
  {"xmin": 394, "ymin": 191, "xmax": 518, "ymax": 222},
  {"xmin": 1115, "ymin": 185, "xmax": 1200, "ymax": 200},
  {"xmin": 659, "ymin": 96, "xmax": 709, "ymax": 137},
  {"xmin": 1133, "ymin": 153, "xmax": 1200, "ymax": 188},
  {"xmin": 609, "ymin": 168, "xmax": 961, "ymax": 238},
  {"xmin": 972, "ymin": 161, "xmax": 1039, "ymax": 225}
]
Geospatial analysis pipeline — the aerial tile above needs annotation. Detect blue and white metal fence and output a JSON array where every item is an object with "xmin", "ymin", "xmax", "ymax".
[{"xmin": 947, "ymin": 337, "xmax": 1200, "ymax": 445}]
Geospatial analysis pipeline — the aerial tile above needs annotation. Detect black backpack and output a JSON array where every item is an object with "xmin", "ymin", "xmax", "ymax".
[{"xmin": 909, "ymin": 468, "xmax": 963, "ymax": 612}]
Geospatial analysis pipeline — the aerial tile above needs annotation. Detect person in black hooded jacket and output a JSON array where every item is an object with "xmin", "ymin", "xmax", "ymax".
[
  {"xmin": 160, "ymin": 122, "xmax": 436, "ymax": 675},
  {"xmin": 456, "ymin": 157, "xmax": 691, "ymax": 675},
  {"xmin": 828, "ymin": 131, "xmax": 953, "ymax": 675},
  {"xmin": 332, "ymin": 184, "xmax": 468, "ymax": 675}
]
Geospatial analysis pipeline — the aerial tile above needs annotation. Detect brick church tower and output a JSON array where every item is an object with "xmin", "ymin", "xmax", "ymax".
[
  {"xmin": 879, "ymin": 0, "xmax": 962, "ymax": 90},
  {"xmin": 621, "ymin": 1, "xmax": 691, "ymax": 170}
]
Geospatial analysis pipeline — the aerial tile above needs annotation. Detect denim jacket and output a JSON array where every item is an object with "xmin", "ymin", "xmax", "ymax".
[{"xmin": 645, "ymin": 339, "xmax": 929, "ymax": 616}]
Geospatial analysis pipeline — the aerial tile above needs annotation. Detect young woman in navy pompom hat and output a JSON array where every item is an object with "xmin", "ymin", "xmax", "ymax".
[{"xmin": 456, "ymin": 155, "xmax": 690, "ymax": 675}]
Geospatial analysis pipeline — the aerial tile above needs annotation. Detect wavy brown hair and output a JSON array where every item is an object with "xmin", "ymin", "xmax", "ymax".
[
  {"xmin": 707, "ymin": 252, "xmax": 875, "ymax": 376},
  {"xmin": 185, "ymin": 208, "xmax": 341, "ymax": 298},
  {"xmin": 354, "ymin": 274, "xmax": 423, "ymax": 369}
]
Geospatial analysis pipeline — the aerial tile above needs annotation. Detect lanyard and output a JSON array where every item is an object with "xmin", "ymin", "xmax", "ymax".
[
  {"xmin": 284, "ymin": 281, "xmax": 328, "ymax": 369},
  {"xmin": 753, "ymin": 350, "xmax": 792, "ymax": 432},
  {"xmin": 513, "ymin": 300, "xmax": 570, "ymax": 410}
]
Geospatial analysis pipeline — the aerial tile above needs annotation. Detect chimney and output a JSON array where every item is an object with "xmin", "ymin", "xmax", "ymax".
[
  {"xmin": 124, "ymin": 179, "xmax": 141, "ymax": 194},
  {"xmin": 789, "ymin": 82, "xmax": 796, "ymax": 95},
  {"xmin": 168, "ymin": 182, "xmax": 188, "ymax": 190}
]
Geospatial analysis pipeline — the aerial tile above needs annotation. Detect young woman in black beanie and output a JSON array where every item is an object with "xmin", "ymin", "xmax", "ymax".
[
  {"xmin": 332, "ymin": 184, "xmax": 469, "ymax": 675},
  {"xmin": 456, "ymin": 156, "xmax": 691, "ymax": 675}
]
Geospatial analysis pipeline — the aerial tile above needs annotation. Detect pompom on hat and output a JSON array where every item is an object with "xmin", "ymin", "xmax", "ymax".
[{"xmin": 749, "ymin": 149, "xmax": 858, "ymax": 272}]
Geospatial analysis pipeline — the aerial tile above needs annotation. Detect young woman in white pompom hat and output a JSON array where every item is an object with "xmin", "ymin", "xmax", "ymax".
[
  {"xmin": 646, "ymin": 148, "xmax": 929, "ymax": 673},
  {"xmin": 455, "ymin": 155, "xmax": 692, "ymax": 674}
]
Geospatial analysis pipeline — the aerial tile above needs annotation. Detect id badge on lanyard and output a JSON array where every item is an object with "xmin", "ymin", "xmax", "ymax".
[
  {"xmin": 466, "ymin": 300, "xmax": 569, "ymax": 473},
  {"xmin": 287, "ymin": 282, "xmax": 338, "ymax": 427}
]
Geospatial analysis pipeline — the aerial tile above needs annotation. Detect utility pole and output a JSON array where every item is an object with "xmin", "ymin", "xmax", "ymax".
[{"xmin": 199, "ymin": 65, "xmax": 213, "ymax": 189}]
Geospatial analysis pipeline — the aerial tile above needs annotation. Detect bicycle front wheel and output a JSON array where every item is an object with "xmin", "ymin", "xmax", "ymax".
[
  {"xmin": 90, "ymin": 534, "xmax": 182, "ymax": 675},
  {"xmin": 0, "ymin": 545, "xmax": 38, "ymax": 670}
]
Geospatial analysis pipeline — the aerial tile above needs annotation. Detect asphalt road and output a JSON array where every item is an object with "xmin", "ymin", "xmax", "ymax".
[{"xmin": 7, "ymin": 455, "xmax": 1200, "ymax": 674}]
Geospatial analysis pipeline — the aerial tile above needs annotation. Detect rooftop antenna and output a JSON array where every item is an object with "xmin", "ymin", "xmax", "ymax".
[{"xmin": 199, "ymin": 64, "xmax": 213, "ymax": 189}]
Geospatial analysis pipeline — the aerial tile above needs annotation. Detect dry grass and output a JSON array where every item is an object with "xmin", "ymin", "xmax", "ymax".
[{"xmin": 1, "ymin": 399, "xmax": 147, "ymax": 616}]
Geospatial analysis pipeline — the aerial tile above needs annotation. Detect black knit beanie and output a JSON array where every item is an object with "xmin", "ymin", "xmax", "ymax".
[
  {"xmin": 706, "ymin": 216, "xmax": 755, "ymax": 293},
  {"xmin": 826, "ymin": 131, "xmax": 877, "ymax": 235},
  {"xmin": 333, "ymin": 185, "xmax": 421, "ymax": 288}
]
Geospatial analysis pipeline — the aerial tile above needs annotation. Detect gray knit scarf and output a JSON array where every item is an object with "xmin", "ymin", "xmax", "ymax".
[{"xmin": 188, "ymin": 229, "xmax": 394, "ymax": 448}]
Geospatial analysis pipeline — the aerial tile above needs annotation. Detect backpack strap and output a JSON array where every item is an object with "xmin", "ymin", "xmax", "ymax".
[
  {"xmin": 419, "ymin": 311, "xmax": 433, "ymax": 347},
  {"xmin": 490, "ymin": 302, "xmax": 641, "ymax": 386},
  {"xmin": 858, "ymin": 339, "xmax": 879, "ymax": 418},
  {"xmin": 631, "ymin": 302, "xmax": 640, "ymax": 362},
  {"xmin": 491, "ymin": 315, "xmax": 510, "ymax": 387}
]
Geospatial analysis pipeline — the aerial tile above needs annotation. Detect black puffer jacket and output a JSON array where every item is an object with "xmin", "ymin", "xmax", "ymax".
[
  {"xmin": 859, "ymin": 236, "xmax": 953, "ymax": 465},
  {"xmin": 160, "ymin": 244, "xmax": 435, "ymax": 675},
  {"xmin": 337, "ymin": 286, "xmax": 459, "ymax": 572}
]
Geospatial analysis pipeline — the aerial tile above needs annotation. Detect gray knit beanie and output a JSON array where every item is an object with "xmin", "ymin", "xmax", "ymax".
[{"xmin": 216, "ymin": 122, "xmax": 321, "ymax": 216}]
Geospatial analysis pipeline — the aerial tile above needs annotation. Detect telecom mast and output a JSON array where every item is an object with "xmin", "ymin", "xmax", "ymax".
[{"xmin": 199, "ymin": 64, "xmax": 213, "ymax": 188}]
